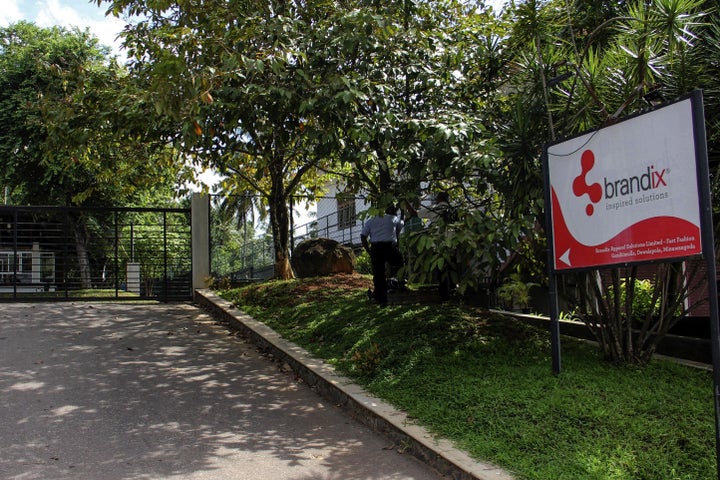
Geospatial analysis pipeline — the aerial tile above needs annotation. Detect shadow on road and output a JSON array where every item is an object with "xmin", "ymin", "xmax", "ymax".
[{"xmin": 0, "ymin": 302, "xmax": 440, "ymax": 480}]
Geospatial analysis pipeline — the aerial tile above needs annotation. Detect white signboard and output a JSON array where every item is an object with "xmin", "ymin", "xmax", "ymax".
[{"xmin": 545, "ymin": 96, "xmax": 702, "ymax": 271}]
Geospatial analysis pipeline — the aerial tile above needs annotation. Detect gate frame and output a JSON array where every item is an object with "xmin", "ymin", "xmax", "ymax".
[{"xmin": 0, "ymin": 199, "xmax": 206, "ymax": 302}]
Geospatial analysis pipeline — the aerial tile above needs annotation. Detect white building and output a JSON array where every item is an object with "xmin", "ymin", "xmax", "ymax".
[
  {"xmin": 293, "ymin": 182, "xmax": 441, "ymax": 248},
  {"xmin": 0, "ymin": 242, "xmax": 55, "ymax": 292},
  {"xmin": 294, "ymin": 183, "xmax": 369, "ymax": 248}
]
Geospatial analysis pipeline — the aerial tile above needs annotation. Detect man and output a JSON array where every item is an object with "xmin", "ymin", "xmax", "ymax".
[
  {"xmin": 421, "ymin": 191, "xmax": 453, "ymax": 224},
  {"xmin": 360, "ymin": 205, "xmax": 404, "ymax": 306}
]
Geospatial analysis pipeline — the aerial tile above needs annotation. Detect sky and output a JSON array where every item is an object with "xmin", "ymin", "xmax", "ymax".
[{"xmin": 2, "ymin": 1, "xmax": 127, "ymax": 57}]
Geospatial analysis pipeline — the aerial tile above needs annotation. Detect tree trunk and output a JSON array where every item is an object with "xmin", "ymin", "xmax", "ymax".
[
  {"xmin": 269, "ymin": 167, "xmax": 295, "ymax": 280},
  {"xmin": 577, "ymin": 264, "xmax": 698, "ymax": 366},
  {"xmin": 72, "ymin": 221, "xmax": 92, "ymax": 290}
]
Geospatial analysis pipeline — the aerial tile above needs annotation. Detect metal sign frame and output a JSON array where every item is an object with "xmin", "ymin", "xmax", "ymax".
[
  {"xmin": 545, "ymin": 94, "xmax": 703, "ymax": 272},
  {"xmin": 542, "ymin": 90, "xmax": 720, "ymax": 479}
]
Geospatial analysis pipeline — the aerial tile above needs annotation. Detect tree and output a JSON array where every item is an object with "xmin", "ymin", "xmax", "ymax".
[
  {"xmin": 101, "ymin": 0, "xmax": 345, "ymax": 279},
  {"xmin": 302, "ymin": 1, "xmax": 523, "ymax": 294},
  {"xmin": 0, "ymin": 22, "xmax": 106, "ymax": 205},
  {"xmin": 101, "ymin": 0, "xmax": 514, "ymax": 286},
  {"xmin": 0, "ymin": 22, "xmax": 187, "ymax": 288},
  {"xmin": 494, "ymin": 0, "xmax": 719, "ymax": 364},
  {"xmin": 210, "ymin": 193, "xmax": 265, "ymax": 277},
  {"xmin": 312, "ymin": 2, "xmax": 496, "ymax": 198}
]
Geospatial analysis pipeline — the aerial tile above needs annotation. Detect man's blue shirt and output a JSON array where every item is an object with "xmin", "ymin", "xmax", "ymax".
[{"xmin": 361, "ymin": 214, "xmax": 403, "ymax": 244}]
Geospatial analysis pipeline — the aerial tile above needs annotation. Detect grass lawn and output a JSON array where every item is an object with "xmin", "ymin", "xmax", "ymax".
[
  {"xmin": 219, "ymin": 274, "xmax": 716, "ymax": 480},
  {"xmin": 0, "ymin": 288, "xmax": 141, "ymax": 299}
]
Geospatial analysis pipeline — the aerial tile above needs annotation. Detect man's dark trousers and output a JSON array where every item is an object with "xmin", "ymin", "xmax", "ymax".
[{"xmin": 370, "ymin": 242, "xmax": 403, "ymax": 305}]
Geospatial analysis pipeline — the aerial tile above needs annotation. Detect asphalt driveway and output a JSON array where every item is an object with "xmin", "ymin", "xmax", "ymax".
[{"xmin": 0, "ymin": 302, "xmax": 444, "ymax": 480}]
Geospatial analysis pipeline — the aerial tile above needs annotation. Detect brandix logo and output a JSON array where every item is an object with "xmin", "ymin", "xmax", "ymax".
[
  {"xmin": 571, "ymin": 149, "xmax": 668, "ymax": 216},
  {"xmin": 572, "ymin": 150, "xmax": 602, "ymax": 216},
  {"xmin": 603, "ymin": 165, "xmax": 667, "ymax": 198}
]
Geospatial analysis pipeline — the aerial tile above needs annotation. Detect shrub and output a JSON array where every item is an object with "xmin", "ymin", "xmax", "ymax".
[
  {"xmin": 355, "ymin": 248, "xmax": 372, "ymax": 275},
  {"xmin": 609, "ymin": 278, "xmax": 657, "ymax": 323}
]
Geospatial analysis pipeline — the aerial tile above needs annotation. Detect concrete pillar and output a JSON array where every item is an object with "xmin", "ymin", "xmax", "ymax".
[
  {"xmin": 31, "ymin": 242, "xmax": 41, "ymax": 284},
  {"xmin": 126, "ymin": 262, "xmax": 141, "ymax": 294},
  {"xmin": 191, "ymin": 193, "xmax": 211, "ymax": 291}
]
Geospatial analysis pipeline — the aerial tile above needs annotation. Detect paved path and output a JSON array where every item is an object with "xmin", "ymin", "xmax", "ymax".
[{"xmin": 0, "ymin": 302, "xmax": 445, "ymax": 480}]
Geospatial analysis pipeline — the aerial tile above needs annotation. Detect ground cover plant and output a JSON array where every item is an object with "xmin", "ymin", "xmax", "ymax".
[{"xmin": 219, "ymin": 273, "xmax": 715, "ymax": 480}]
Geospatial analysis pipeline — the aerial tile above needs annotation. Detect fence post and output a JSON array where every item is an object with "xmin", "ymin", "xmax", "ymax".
[{"xmin": 191, "ymin": 193, "xmax": 211, "ymax": 294}]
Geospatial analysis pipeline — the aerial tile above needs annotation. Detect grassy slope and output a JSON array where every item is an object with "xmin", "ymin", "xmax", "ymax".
[{"xmin": 220, "ymin": 275, "xmax": 715, "ymax": 480}]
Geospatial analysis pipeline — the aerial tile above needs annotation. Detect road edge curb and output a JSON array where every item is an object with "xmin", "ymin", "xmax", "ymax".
[{"xmin": 194, "ymin": 288, "xmax": 515, "ymax": 480}]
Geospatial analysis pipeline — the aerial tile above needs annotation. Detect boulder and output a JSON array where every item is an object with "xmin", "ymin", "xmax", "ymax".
[{"xmin": 291, "ymin": 238, "xmax": 355, "ymax": 278}]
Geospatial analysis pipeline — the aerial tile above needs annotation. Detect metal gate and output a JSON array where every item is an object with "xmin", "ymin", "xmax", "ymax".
[{"xmin": 0, "ymin": 206, "xmax": 192, "ymax": 302}]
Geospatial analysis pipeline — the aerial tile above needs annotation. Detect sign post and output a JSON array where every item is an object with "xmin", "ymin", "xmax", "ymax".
[
  {"xmin": 692, "ymin": 94, "xmax": 720, "ymax": 480},
  {"xmin": 543, "ymin": 90, "xmax": 720, "ymax": 478}
]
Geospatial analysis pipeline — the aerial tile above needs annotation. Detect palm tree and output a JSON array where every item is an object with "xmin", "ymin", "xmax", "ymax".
[{"xmin": 496, "ymin": 0, "xmax": 716, "ymax": 364}]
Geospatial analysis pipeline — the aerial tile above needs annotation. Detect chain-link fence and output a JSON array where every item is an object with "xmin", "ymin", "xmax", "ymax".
[
  {"xmin": 209, "ymin": 196, "xmax": 373, "ymax": 281},
  {"xmin": 207, "ymin": 197, "xmax": 498, "ymax": 306}
]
